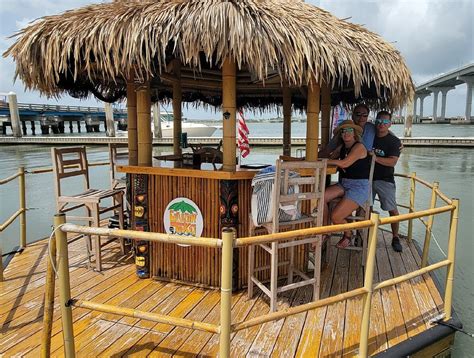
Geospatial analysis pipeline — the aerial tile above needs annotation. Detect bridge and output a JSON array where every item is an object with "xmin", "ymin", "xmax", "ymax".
[
  {"xmin": 414, "ymin": 63, "xmax": 474, "ymax": 123},
  {"xmin": 0, "ymin": 95, "xmax": 127, "ymax": 135}
]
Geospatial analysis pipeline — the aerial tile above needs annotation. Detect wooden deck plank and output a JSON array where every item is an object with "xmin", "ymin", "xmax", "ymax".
[
  {"xmin": 174, "ymin": 291, "xmax": 247, "ymax": 357},
  {"xmin": 318, "ymin": 248, "xmax": 351, "ymax": 357},
  {"xmin": 0, "ymin": 251, "xmax": 133, "ymax": 355},
  {"xmin": 407, "ymin": 241, "xmax": 444, "ymax": 312},
  {"xmin": 121, "ymin": 287, "xmax": 208, "ymax": 357},
  {"xmin": 24, "ymin": 267, "xmax": 137, "ymax": 357},
  {"xmin": 342, "ymin": 250, "xmax": 364, "ymax": 357},
  {"xmin": 381, "ymin": 233, "xmax": 428, "ymax": 337},
  {"xmin": 294, "ymin": 239, "xmax": 338, "ymax": 358},
  {"xmin": 147, "ymin": 290, "xmax": 221, "ymax": 357},
  {"xmin": 0, "ymin": 231, "xmax": 447, "ymax": 358}
]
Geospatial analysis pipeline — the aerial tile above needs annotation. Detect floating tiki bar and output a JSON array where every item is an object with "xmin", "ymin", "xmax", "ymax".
[{"xmin": 4, "ymin": 0, "xmax": 414, "ymax": 288}]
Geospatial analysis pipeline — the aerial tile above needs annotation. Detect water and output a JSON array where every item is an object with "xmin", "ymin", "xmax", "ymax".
[{"xmin": 0, "ymin": 123, "xmax": 473, "ymax": 355}]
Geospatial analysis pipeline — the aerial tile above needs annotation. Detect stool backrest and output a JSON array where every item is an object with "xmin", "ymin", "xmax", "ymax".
[
  {"xmin": 108, "ymin": 143, "xmax": 129, "ymax": 189},
  {"xmin": 272, "ymin": 159, "xmax": 327, "ymax": 232},
  {"xmin": 51, "ymin": 146, "xmax": 90, "ymax": 198}
]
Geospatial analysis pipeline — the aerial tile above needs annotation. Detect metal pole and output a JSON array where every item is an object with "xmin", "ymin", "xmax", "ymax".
[
  {"xmin": 0, "ymin": 243, "xmax": 3, "ymax": 282},
  {"xmin": 359, "ymin": 212, "xmax": 379, "ymax": 357},
  {"xmin": 219, "ymin": 228, "xmax": 234, "ymax": 357},
  {"xmin": 41, "ymin": 226, "xmax": 57, "ymax": 358},
  {"xmin": 407, "ymin": 172, "xmax": 416, "ymax": 242},
  {"xmin": 19, "ymin": 166, "xmax": 26, "ymax": 248},
  {"xmin": 54, "ymin": 213, "xmax": 76, "ymax": 357},
  {"xmin": 444, "ymin": 199, "xmax": 459, "ymax": 321},
  {"xmin": 421, "ymin": 182, "xmax": 439, "ymax": 267}
]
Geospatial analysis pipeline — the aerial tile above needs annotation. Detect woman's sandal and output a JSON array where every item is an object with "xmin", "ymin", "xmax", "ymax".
[{"xmin": 336, "ymin": 234, "xmax": 352, "ymax": 249}]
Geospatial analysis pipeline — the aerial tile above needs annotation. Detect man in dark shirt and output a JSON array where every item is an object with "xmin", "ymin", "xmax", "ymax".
[{"xmin": 372, "ymin": 111, "xmax": 403, "ymax": 252}]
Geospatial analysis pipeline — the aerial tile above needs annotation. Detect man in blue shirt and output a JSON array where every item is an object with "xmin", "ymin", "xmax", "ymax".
[{"xmin": 319, "ymin": 104, "xmax": 375, "ymax": 157}]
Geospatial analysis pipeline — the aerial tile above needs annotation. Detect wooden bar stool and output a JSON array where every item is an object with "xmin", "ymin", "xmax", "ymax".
[
  {"xmin": 248, "ymin": 159, "xmax": 327, "ymax": 312},
  {"xmin": 51, "ymin": 146, "xmax": 126, "ymax": 271}
]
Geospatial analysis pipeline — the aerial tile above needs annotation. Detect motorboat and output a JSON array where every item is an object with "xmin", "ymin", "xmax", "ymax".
[{"xmin": 158, "ymin": 120, "xmax": 219, "ymax": 137}]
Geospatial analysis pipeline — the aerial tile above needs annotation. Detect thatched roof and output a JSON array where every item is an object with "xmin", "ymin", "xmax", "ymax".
[{"xmin": 4, "ymin": 0, "xmax": 414, "ymax": 109}]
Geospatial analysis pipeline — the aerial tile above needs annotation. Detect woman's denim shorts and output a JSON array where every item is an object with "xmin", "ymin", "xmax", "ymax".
[{"xmin": 337, "ymin": 178, "xmax": 369, "ymax": 206}]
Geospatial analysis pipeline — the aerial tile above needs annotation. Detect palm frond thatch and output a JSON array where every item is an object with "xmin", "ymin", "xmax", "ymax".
[{"xmin": 4, "ymin": 0, "xmax": 414, "ymax": 109}]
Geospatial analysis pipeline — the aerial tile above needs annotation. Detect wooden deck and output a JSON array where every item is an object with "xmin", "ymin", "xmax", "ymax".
[{"xmin": 0, "ymin": 230, "xmax": 445, "ymax": 357}]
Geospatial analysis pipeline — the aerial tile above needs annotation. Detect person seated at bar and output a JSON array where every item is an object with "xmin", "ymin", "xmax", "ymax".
[
  {"xmin": 319, "ymin": 103, "xmax": 375, "ymax": 158},
  {"xmin": 323, "ymin": 120, "xmax": 371, "ymax": 248}
]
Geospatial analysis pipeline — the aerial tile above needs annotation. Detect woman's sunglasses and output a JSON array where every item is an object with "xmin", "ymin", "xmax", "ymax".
[{"xmin": 341, "ymin": 128, "xmax": 354, "ymax": 134}]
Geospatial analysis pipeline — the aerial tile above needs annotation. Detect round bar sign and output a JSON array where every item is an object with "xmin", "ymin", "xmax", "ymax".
[{"xmin": 163, "ymin": 198, "xmax": 204, "ymax": 240}]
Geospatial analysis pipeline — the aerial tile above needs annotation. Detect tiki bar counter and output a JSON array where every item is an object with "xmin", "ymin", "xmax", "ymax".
[{"xmin": 6, "ymin": 0, "xmax": 414, "ymax": 288}]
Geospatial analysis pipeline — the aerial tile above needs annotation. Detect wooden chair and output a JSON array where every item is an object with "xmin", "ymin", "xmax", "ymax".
[
  {"xmin": 108, "ymin": 143, "xmax": 128, "ymax": 190},
  {"xmin": 51, "ymin": 146, "xmax": 125, "ymax": 271},
  {"xmin": 248, "ymin": 159, "xmax": 327, "ymax": 312},
  {"xmin": 190, "ymin": 140, "xmax": 223, "ymax": 169},
  {"xmin": 331, "ymin": 154, "xmax": 376, "ymax": 266}
]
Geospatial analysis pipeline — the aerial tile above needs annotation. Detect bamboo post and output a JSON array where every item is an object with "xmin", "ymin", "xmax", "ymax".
[
  {"xmin": 320, "ymin": 83, "xmax": 331, "ymax": 148},
  {"xmin": 41, "ymin": 226, "xmax": 57, "ymax": 358},
  {"xmin": 219, "ymin": 228, "xmax": 234, "ymax": 357},
  {"xmin": 126, "ymin": 81, "xmax": 138, "ymax": 165},
  {"xmin": 172, "ymin": 59, "xmax": 182, "ymax": 156},
  {"xmin": 421, "ymin": 182, "xmax": 439, "ymax": 267},
  {"xmin": 444, "ymin": 198, "xmax": 459, "ymax": 321},
  {"xmin": 152, "ymin": 102, "xmax": 162, "ymax": 139},
  {"xmin": 19, "ymin": 166, "xmax": 26, "ymax": 248},
  {"xmin": 222, "ymin": 58, "xmax": 237, "ymax": 171},
  {"xmin": 136, "ymin": 82, "xmax": 152, "ymax": 167},
  {"xmin": 104, "ymin": 103, "xmax": 116, "ymax": 137},
  {"xmin": 282, "ymin": 82, "xmax": 292, "ymax": 156},
  {"xmin": 407, "ymin": 172, "xmax": 416, "ymax": 242},
  {"xmin": 359, "ymin": 212, "xmax": 380, "ymax": 358},
  {"xmin": 8, "ymin": 92, "xmax": 22, "ymax": 137},
  {"xmin": 54, "ymin": 214, "xmax": 75, "ymax": 357},
  {"xmin": 306, "ymin": 80, "xmax": 320, "ymax": 161}
]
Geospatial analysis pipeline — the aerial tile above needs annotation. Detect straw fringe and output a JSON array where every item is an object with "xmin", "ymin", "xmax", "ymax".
[{"xmin": 4, "ymin": 0, "xmax": 414, "ymax": 109}]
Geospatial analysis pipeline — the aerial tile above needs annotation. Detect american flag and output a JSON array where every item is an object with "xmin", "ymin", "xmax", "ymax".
[{"xmin": 237, "ymin": 109, "xmax": 250, "ymax": 158}]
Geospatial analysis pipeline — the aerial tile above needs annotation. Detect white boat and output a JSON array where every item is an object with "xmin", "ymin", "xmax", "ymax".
[{"xmin": 158, "ymin": 121, "xmax": 219, "ymax": 137}]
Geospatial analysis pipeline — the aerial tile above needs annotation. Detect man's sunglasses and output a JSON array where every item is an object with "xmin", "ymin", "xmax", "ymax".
[
  {"xmin": 375, "ymin": 119, "xmax": 391, "ymax": 125},
  {"xmin": 354, "ymin": 112, "xmax": 368, "ymax": 117}
]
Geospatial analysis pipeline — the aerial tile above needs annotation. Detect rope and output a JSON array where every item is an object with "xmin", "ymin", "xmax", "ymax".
[
  {"xmin": 430, "ymin": 230, "xmax": 447, "ymax": 258},
  {"xmin": 48, "ymin": 223, "xmax": 67, "ymax": 277}
]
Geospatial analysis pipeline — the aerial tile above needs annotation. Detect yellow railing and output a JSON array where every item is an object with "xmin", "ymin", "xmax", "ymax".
[
  {"xmin": 0, "ymin": 167, "xmax": 27, "ymax": 281},
  {"xmin": 42, "ymin": 173, "xmax": 458, "ymax": 357}
]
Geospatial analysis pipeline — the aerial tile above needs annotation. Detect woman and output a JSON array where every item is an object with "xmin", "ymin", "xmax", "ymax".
[{"xmin": 324, "ymin": 120, "xmax": 371, "ymax": 248}]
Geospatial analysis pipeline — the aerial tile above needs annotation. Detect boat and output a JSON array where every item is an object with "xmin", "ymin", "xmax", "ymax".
[
  {"xmin": 156, "ymin": 119, "xmax": 219, "ymax": 138},
  {"xmin": 1, "ymin": 0, "xmax": 465, "ymax": 356}
]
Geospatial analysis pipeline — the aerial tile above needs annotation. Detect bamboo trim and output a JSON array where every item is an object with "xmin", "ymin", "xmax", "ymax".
[
  {"xmin": 172, "ymin": 59, "xmax": 183, "ymax": 156},
  {"xmin": 282, "ymin": 82, "xmax": 291, "ymax": 156},
  {"xmin": 137, "ymin": 82, "xmax": 152, "ymax": 166},
  {"xmin": 320, "ymin": 82, "xmax": 331, "ymax": 148},
  {"xmin": 19, "ymin": 167, "xmax": 26, "ymax": 248},
  {"xmin": 379, "ymin": 205, "xmax": 454, "ymax": 225},
  {"xmin": 60, "ymin": 224, "xmax": 222, "ymax": 248},
  {"xmin": 74, "ymin": 300, "xmax": 219, "ymax": 334},
  {"xmin": 306, "ymin": 80, "xmax": 320, "ymax": 161},
  {"xmin": 359, "ymin": 212, "xmax": 379, "ymax": 357},
  {"xmin": 41, "ymin": 228, "xmax": 57, "ymax": 358},
  {"xmin": 444, "ymin": 199, "xmax": 459, "ymax": 321},
  {"xmin": 55, "ymin": 214, "xmax": 75, "ymax": 357},
  {"xmin": 408, "ymin": 171, "xmax": 416, "ymax": 242},
  {"xmin": 219, "ymin": 229, "xmax": 234, "ymax": 356},
  {"xmin": 236, "ymin": 220, "xmax": 373, "ymax": 247},
  {"xmin": 373, "ymin": 259, "xmax": 450, "ymax": 291},
  {"xmin": 232, "ymin": 287, "xmax": 368, "ymax": 332},
  {"xmin": 127, "ymin": 80, "xmax": 138, "ymax": 166},
  {"xmin": 0, "ymin": 208, "xmax": 25, "ymax": 232},
  {"xmin": 0, "ymin": 171, "xmax": 22, "ymax": 185},
  {"xmin": 222, "ymin": 58, "xmax": 237, "ymax": 171}
]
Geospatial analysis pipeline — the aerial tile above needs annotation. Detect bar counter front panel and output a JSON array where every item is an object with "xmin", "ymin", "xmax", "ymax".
[{"xmin": 120, "ymin": 163, "xmax": 324, "ymax": 289}]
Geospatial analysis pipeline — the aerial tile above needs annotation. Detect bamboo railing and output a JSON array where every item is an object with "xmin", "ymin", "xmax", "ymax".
[
  {"xmin": 0, "ymin": 166, "xmax": 26, "ymax": 281},
  {"xmin": 40, "ymin": 173, "xmax": 458, "ymax": 357}
]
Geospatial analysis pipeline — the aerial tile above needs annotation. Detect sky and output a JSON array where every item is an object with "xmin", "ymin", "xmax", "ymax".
[{"xmin": 0, "ymin": 0, "xmax": 473, "ymax": 119}]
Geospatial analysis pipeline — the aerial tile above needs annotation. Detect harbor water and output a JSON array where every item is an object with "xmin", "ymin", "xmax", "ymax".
[{"xmin": 0, "ymin": 123, "xmax": 473, "ymax": 356}]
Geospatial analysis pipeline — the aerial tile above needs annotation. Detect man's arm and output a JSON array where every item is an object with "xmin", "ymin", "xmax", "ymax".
[{"xmin": 375, "ymin": 155, "xmax": 399, "ymax": 167}]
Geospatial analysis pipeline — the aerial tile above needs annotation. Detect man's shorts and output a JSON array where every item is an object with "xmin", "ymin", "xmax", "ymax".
[
  {"xmin": 373, "ymin": 180, "xmax": 397, "ymax": 211},
  {"xmin": 337, "ymin": 178, "xmax": 369, "ymax": 207}
]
